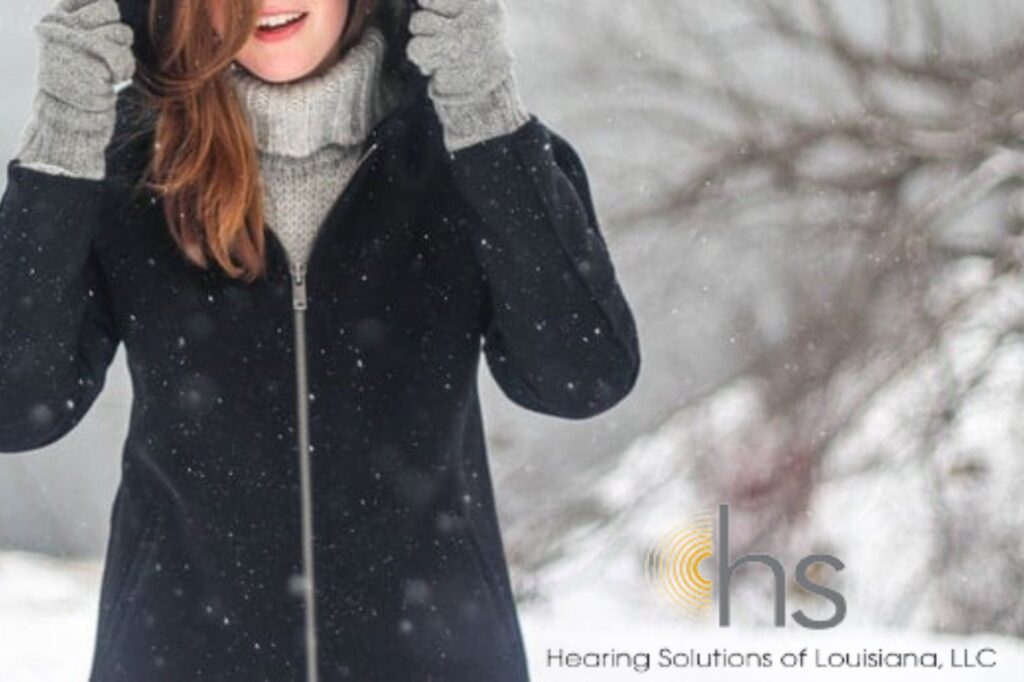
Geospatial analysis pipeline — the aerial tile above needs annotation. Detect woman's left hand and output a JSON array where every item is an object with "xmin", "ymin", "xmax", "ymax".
[
  {"xmin": 407, "ymin": 0, "xmax": 531, "ymax": 151},
  {"xmin": 408, "ymin": 0, "xmax": 512, "ymax": 98}
]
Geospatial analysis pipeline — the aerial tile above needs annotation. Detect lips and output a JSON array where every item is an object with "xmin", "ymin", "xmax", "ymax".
[{"xmin": 254, "ymin": 11, "xmax": 309, "ymax": 42}]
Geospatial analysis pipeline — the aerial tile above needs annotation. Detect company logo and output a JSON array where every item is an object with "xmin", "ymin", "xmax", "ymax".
[{"xmin": 642, "ymin": 504, "xmax": 846, "ymax": 629}]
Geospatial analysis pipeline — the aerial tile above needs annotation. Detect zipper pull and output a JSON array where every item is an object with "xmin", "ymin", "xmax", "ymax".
[
  {"xmin": 357, "ymin": 141, "xmax": 379, "ymax": 171},
  {"xmin": 292, "ymin": 263, "xmax": 308, "ymax": 311}
]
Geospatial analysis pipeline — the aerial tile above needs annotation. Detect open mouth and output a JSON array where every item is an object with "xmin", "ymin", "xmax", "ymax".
[{"xmin": 254, "ymin": 11, "xmax": 309, "ymax": 41}]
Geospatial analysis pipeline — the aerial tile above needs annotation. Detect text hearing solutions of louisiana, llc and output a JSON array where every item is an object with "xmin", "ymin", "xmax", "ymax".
[{"xmin": 545, "ymin": 646, "xmax": 999, "ymax": 673}]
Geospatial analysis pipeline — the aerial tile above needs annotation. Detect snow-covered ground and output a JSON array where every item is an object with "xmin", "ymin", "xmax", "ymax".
[
  {"xmin": 2, "ymin": 550, "xmax": 1022, "ymax": 681},
  {"xmin": 0, "ymin": 552, "xmax": 101, "ymax": 681}
]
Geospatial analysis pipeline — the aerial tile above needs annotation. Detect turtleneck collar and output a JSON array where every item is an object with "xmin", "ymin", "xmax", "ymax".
[{"xmin": 227, "ymin": 24, "xmax": 392, "ymax": 158}]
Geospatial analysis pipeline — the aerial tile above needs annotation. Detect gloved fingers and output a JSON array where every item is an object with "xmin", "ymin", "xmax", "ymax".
[
  {"xmin": 45, "ymin": 0, "xmax": 124, "ymax": 30},
  {"xmin": 408, "ymin": 8, "xmax": 455, "ymax": 36},
  {"xmin": 34, "ymin": 22, "xmax": 136, "ymax": 110},
  {"xmin": 407, "ymin": 34, "xmax": 446, "ymax": 75},
  {"xmin": 36, "ymin": 21, "xmax": 136, "ymax": 82}
]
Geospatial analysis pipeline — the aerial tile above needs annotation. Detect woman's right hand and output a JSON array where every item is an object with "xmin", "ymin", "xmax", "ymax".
[
  {"xmin": 13, "ymin": 0, "xmax": 137, "ymax": 180},
  {"xmin": 34, "ymin": 0, "xmax": 136, "ymax": 112}
]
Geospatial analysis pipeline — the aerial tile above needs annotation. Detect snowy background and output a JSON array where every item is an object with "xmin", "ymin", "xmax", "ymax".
[{"xmin": 4, "ymin": 0, "xmax": 1024, "ymax": 679}]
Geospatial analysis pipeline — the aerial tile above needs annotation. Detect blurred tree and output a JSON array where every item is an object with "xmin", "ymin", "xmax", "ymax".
[{"xmin": 520, "ymin": 0, "xmax": 1024, "ymax": 638}]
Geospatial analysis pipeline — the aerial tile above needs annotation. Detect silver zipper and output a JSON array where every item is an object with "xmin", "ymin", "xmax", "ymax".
[
  {"xmin": 282, "ymin": 139, "xmax": 379, "ymax": 682},
  {"xmin": 291, "ymin": 259, "xmax": 317, "ymax": 682}
]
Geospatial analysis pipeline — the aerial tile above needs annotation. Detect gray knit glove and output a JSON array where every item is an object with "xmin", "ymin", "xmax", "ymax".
[
  {"xmin": 15, "ymin": 0, "xmax": 136, "ymax": 180},
  {"xmin": 407, "ymin": 0, "xmax": 530, "ymax": 153}
]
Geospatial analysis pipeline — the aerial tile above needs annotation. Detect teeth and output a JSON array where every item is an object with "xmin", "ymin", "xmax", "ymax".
[{"xmin": 257, "ymin": 12, "xmax": 304, "ymax": 29}]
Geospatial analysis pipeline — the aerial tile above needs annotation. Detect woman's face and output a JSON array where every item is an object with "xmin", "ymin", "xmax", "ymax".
[{"xmin": 208, "ymin": 1, "xmax": 351, "ymax": 83}]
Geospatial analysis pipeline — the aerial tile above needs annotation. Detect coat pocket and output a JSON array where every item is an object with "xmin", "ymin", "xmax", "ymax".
[{"xmin": 102, "ymin": 511, "xmax": 166, "ymax": 650}]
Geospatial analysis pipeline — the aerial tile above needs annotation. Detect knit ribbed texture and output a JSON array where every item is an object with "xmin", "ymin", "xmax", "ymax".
[
  {"xmin": 229, "ymin": 25, "xmax": 395, "ymax": 159},
  {"xmin": 16, "ymin": 90, "xmax": 117, "ymax": 180},
  {"xmin": 430, "ymin": 73, "xmax": 531, "ymax": 152},
  {"xmin": 228, "ymin": 25, "xmax": 401, "ymax": 269}
]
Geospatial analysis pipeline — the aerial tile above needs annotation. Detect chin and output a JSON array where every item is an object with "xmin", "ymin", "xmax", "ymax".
[{"xmin": 244, "ymin": 56, "xmax": 322, "ymax": 83}]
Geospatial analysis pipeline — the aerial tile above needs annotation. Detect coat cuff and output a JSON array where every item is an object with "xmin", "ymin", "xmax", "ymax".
[
  {"xmin": 430, "ymin": 74, "xmax": 532, "ymax": 154},
  {"xmin": 14, "ymin": 90, "xmax": 116, "ymax": 181}
]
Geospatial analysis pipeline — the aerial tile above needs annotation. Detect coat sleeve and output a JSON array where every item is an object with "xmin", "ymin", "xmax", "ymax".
[
  {"xmin": 0, "ymin": 158, "xmax": 121, "ymax": 453},
  {"xmin": 448, "ymin": 114, "xmax": 641, "ymax": 419}
]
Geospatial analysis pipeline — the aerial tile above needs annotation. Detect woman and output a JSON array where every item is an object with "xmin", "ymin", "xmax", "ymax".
[{"xmin": 0, "ymin": 0, "xmax": 641, "ymax": 680}]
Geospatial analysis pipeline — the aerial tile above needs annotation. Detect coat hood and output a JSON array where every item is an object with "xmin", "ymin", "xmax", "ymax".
[{"xmin": 115, "ymin": 0, "xmax": 425, "ymax": 98}]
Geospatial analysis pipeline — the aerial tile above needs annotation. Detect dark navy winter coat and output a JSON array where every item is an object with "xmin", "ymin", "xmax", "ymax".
[{"xmin": 0, "ymin": 0, "xmax": 641, "ymax": 680}]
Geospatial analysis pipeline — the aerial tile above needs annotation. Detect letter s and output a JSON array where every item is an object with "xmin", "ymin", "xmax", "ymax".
[{"xmin": 791, "ymin": 554, "xmax": 846, "ymax": 629}]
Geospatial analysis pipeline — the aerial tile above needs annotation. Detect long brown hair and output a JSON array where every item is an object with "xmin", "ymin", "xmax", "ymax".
[{"xmin": 136, "ymin": 0, "xmax": 381, "ymax": 282}]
